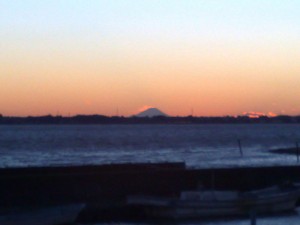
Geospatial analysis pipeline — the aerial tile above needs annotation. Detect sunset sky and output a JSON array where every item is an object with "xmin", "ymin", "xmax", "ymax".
[{"xmin": 1, "ymin": 0, "xmax": 300, "ymax": 117}]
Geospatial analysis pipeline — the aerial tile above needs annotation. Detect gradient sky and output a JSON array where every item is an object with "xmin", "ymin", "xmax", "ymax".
[{"xmin": 1, "ymin": 0, "xmax": 300, "ymax": 116}]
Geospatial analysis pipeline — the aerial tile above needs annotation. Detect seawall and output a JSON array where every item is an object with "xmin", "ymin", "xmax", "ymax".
[{"xmin": 1, "ymin": 162, "xmax": 300, "ymax": 209}]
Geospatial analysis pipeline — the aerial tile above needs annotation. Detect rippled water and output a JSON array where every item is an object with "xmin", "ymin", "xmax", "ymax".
[{"xmin": 0, "ymin": 124, "xmax": 300, "ymax": 168}]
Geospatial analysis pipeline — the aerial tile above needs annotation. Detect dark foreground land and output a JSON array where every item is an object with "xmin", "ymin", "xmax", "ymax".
[{"xmin": 1, "ymin": 162, "xmax": 300, "ymax": 222}]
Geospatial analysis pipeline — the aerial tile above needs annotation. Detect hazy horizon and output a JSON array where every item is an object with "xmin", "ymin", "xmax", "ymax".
[
  {"xmin": 1, "ymin": 1, "xmax": 299, "ymax": 117},
  {"xmin": 1, "ymin": 106, "xmax": 298, "ymax": 118}
]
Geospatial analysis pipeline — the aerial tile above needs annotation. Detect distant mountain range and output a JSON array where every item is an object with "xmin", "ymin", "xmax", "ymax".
[{"xmin": 135, "ymin": 108, "xmax": 168, "ymax": 117}]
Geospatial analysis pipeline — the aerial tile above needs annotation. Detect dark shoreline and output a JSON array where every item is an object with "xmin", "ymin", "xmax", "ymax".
[
  {"xmin": 270, "ymin": 147, "xmax": 300, "ymax": 155},
  {"xmin": 1, "ymin": 114, "xmax": 300, "ymax": 124}
]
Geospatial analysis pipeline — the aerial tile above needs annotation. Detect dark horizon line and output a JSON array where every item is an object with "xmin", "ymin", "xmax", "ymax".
[
  {"xmin": 0, "ymin": 114, "xmax": 300, "ymax": 124},
  {"xmin": 0, "ymin": 112, "xmax": 299, "ymax": 118}
]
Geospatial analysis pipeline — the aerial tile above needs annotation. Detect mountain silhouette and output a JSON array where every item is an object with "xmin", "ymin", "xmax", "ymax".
[{"xmin": 135, "ymin": 108, "xmax": 168, "ymax": 117}]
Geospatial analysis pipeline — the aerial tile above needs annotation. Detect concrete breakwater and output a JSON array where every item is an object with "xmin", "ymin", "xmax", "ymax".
[{"xmin": 1, "ymin": 162, "xmax": 300, "ymax": 221}]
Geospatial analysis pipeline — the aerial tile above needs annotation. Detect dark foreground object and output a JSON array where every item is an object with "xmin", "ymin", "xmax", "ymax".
[
  {"xmin": 0, "ymin": 203, "xmax": 85, "ymax": 225},
  {"xmin": 270, "ymin": 147, "xmax": 299, "ymax": 155},
  {"xmin": 1, "ymin": 162, "xmax": 300, "ymax": 222},
  {"xmin": 127, "ymin": 186, "xmax": 300, "ymax": 219}
]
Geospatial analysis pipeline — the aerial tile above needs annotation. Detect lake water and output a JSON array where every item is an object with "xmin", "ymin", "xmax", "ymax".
[{"xmin": 0, "ymin": 124, "xmax": 300, "ymax": 168}]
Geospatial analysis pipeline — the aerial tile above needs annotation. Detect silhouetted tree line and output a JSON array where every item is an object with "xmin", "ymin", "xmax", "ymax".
[{"xmin": 0, "ymin": 114, "xmax": 300, "ymax": 124}]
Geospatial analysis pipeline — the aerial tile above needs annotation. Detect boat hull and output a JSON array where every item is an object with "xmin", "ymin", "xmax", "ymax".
[{"xmin": 128, "ymin": 189, "xmax": 300, "ymax": 219}]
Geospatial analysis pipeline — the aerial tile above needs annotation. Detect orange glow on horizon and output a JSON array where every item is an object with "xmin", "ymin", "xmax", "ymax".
[{"xmin": 242, "ymin": 112, "xmax": 278, "ymax": 118}]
